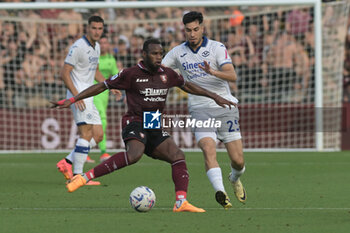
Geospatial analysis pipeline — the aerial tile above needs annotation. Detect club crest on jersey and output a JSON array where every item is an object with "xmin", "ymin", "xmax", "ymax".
[
  {"xmin": 202, "ymin": 51, "xmax": 210, "ymax": 57},
  {"xmin": 160, "ymin": 74, "xmax": 168, "ymax": 83}
]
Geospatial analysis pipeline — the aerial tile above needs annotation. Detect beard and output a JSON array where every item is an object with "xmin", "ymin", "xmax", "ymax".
[
  {"xmin": 188, "ymin": 38, "xmax": 202, "ymax": 49},
  {"xmin": 144, "ymin": 58, "xmax": 160, "ymax": 72}
]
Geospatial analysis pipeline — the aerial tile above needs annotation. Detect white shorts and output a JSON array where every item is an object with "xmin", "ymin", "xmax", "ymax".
[
  {"xmin": 70, "ymin": 97, "xmax": 102, "ymax": 125},
  {"xmin": 190, "ymin": 107, "xmax": 242, "ymax": 144}
]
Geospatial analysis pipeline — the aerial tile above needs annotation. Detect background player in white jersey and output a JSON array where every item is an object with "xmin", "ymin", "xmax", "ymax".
[
  {"xmin": 162, "ymin": 11, "xmax": 246, "ymax": 209},
  {"xmin": 56, "ymin": 16, "xmax": 112, "ymax": 186}
]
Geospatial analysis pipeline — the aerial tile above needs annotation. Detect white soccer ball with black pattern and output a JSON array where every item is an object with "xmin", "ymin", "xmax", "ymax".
[{"xmin": 129, "ymin": 186, "xmax": 156, "ymax": 212}]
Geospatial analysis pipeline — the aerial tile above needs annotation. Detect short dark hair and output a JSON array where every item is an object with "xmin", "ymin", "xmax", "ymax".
[
  {"xmin": 182, "ymin": 11, "xmax": 203, "ymax": 25},
  {"xmin": 88, "ymin": 15, "xmax": 104, "ymax": 25},
  {"xmin": 142, "ymin": 38, "xmax": 161, "ymax": 52}
]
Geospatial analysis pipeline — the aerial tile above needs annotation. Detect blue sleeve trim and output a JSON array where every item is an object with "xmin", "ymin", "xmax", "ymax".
[
  {"xmin": 64, "ymin": 62, "xmax": 75, "ymax": 67},
  {"xmin": 220, "ymin": 62, "xmax": 232, "ymax": 67}
]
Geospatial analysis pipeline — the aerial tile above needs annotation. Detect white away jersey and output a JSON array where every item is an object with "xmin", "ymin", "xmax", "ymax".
[
  {"xmin": 64, "ymin": 36, "xmax": 100, "ymax": 96},
  {"xmin": 162, "ymin": 37, "xmax": 238, "ymax": 110}
]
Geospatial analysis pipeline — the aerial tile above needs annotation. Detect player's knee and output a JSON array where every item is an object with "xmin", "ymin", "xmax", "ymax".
[
  {"xmin": 201, "ymin": 144, "xmax": 212, "ymax": 153},
  {"xmin": 127, "ymin": 152, "xmax": 143, "ymax": 164},
  {"xmin": 198, "ymin": 138, "xmax": 216, "ymax": 154},
  {"xmin": 80, "ymin": 132, "xmax": 93, "ymax": 141},
  {"xmin": 126, "ymin": 146, "xmax": 144, "ymax": 164},
  {"xmin": 94, "ymin": 133, "xmax": 104, "ymax": 143}
]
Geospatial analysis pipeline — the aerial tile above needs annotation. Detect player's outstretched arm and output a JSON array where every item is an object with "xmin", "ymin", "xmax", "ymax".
[
  {"xmin": 51, "ymin": 82, "xmax": 107, "ymax": 109},
  {"xmin": 181, "ymin": 81, "xmax": 236, "ymax": 109},
  {"xmin": 95, "ymin": 66, "xmax": 123, "ymax": 101}
]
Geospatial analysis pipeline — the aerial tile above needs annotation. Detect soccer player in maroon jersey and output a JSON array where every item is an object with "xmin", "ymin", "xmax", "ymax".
[{"xmin": 52, "ymin": 38, "xmax": 236, "ymax": 212}]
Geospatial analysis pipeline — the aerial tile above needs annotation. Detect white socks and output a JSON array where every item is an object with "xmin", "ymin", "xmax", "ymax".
[
  {"xmin": 207, "ymin": 167, "xmax": 225, "ymax": 192},
  {"xmin": 73, "ymin": 138, "xmax": 90, "ymax": 174},
  {"xmin": 66, "ymin": 138, "xmax": 96, "ymax": 163},
  {"xmin": 90, "ymin": 138, "xmax": 96, "ymax": 148},
  {"xmin": 229, "ymin": 166, "xmax": 246, "ymax": 182},
  {"xmin": 65, "ymin": 149, "xmax": 74, "ymax": 163},
  {"xmin": 207, "ymin": 166, "xmax": 246, "ymax": 192}
]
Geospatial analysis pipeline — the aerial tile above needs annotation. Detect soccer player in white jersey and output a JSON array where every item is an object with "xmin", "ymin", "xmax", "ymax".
[
  {"xmin": 162, "ymin": 11, "xmax": 246, "ymax": 209},
  {"xmin": 56, "ymin": 16, "xmax": 109, "ymax": 186}
]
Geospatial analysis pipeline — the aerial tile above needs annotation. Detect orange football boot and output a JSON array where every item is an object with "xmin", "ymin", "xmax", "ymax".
[
  {"xmin": 56, "ymin": 159, "xmax": 73, "ymax": 180},
  {"xmin": 173, "ymin": 201, "xmax": 206, "ymax": 213},
  {"xmin": 99, "ymin": 153, "xmax": 111, "ymax": 162},
  {"xmin": 86, "ymin": 155, "xmax": 95, "ymax": 163}
]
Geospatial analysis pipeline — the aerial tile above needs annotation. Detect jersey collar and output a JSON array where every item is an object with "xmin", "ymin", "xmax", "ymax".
[
  {"xmin": 82, "ymin": 35, "xmax": 95, "ymax": 48},
  {"xmin": 185, "ymin": 36, "xmax": 208, "ymax": 54},
  {"xmin": 138, "ymin": 61, "xmax": 164, "ymax": 73}
]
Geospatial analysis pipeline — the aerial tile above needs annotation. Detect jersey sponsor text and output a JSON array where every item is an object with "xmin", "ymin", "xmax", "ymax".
[{"xmin": 140, "ymin": 88, "xmax": 168, "ymax": 96}]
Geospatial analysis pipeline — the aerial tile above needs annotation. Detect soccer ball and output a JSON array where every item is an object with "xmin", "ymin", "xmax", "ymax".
[{"xmin": 129, "ymin": 186, "xmax": 156, "ymax": 212}]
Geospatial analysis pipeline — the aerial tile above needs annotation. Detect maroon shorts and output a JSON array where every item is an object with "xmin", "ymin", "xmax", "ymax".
[{"xmin": 122, "ymin": 121, "xmax": 170, "ymax": 156}]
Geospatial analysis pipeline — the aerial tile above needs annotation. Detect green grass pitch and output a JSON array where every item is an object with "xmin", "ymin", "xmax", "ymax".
[{"xmin": 1, "ymin": 151, "xmax": 350, "ymax": 233}]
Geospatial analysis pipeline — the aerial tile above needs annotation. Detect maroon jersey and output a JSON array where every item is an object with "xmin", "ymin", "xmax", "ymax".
[{"xmin": 104, "ymin": 61, "xmax": 185, "ymax": 127}]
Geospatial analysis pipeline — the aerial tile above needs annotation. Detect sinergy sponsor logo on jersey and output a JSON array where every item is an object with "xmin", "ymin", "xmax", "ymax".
[
  {"xmin": 182, "ymin": 61, "xmax": 211, "ymax": 80},
  {"xmin": 181, "ymin": 61, "xmax": 210, "ymax": 71},
  {"xmin": 186, "ymin": 72, "xmax": 208, "ymax": 80},
  {"xmin": 89, "ymin": 56, "xmax": 99, "ymax": 64}
]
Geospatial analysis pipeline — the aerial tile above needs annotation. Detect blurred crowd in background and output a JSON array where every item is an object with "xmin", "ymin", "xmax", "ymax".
[{"xmin": 0, "ymin": 0, "xmax": 348, "ymax": 108}]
